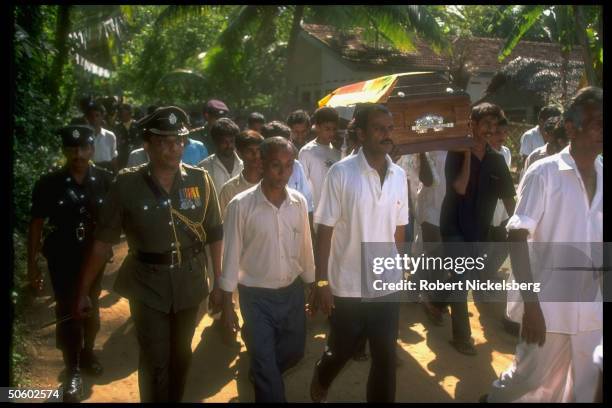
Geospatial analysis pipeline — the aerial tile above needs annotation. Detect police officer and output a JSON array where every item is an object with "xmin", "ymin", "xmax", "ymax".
[
  {"xmin": 74, "ymin": 106, "xmax": 224, "ymax": 402},
  {"xmin": 27, "ymin": 125, "xmax": 113, "ymax": 402}
]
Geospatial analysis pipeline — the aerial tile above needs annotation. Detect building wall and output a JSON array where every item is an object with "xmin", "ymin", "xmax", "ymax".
[
  {"xmin": 465, "ymin": 72, "xmax": 494, "ymax": 103},
  {"xmin": 289, "ymin": 32, "xmax": 388, "ymax": 110}
]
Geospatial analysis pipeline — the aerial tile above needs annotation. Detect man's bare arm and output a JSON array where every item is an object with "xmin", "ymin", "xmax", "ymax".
[
  {"xmin": 418, "ymin": 153, "xmax": 434, "ymax": 187},
  {"xmin": 502, "ymin": 197, "xmax": 516, "ymax": 218}
]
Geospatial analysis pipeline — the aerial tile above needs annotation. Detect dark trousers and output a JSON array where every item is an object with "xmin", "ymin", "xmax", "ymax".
[
  {"xmin": 47, "ymin": 254, "xmax": 103, "ymax": 371},
  {"xmin": 238, "ymin": 278, "xmax": 306, "ymax": 403},
  {"xmin": 431, "ymin": 235, "xmax": 473, "ymax": 343},
  {"xmin": 315, "ymin": 295, "xmax": 400, "ymax": 402},
  {"xmin": 129, "ymin": 299, "xmax": 199, "ymax": 402}
]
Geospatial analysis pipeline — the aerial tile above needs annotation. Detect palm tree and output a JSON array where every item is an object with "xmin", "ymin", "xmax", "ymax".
[
  {"xmin": 154, "ymin": 5, "xmax": 448, "ymax": 108},
  {"xmin": 496, "ymin": 5, "xmax": 602, "ymax": 92}
]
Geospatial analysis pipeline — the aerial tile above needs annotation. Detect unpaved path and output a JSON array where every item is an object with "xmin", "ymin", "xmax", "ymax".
[{"xmin": 21, "ymin": 241, "xmax": 519, "ymax": 402}]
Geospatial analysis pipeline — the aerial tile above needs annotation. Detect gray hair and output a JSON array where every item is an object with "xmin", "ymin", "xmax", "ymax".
[{"xmin": 564, "ymin": 86, "xmax": 602, "ymax": 129}]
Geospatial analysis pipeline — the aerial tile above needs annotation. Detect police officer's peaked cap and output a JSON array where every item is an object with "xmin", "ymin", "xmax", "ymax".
[
  {"xmin": 137, "ymin": 106, "xmax": 190, "ymax": 137},
  {"xmin": 205, "ymin": 99, "xmax": 229, "ymax": 117},
  {"xmin": 59, "ymin": 125, "xmax": 95, "ymax": 147}
]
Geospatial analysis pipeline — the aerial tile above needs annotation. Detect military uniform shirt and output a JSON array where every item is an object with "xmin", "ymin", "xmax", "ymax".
[
  {"xmin": 94, "ymin": 163, "xmax": 223, "ymax": 313},
  {"xmin": 31, "ymin": 164, "xmax": 114, "ymax": 255}
]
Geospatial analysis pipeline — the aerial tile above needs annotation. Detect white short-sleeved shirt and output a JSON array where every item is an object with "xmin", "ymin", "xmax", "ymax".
[
  {"xmin": 491, "ymin": 145, "xmax": 512, "ymax": 226},
  {"xmin": 218, "ymin": 183, "xmax": 315, "ymax": 292},
  {"xmin": 93, "ymin": 128, "xmax": 118, "ymax": 163},
  {"xmin": 519, "ymin": 125, "xmax": 544, "ymax": 157},
  {"xmin": 198, "ymin": 152, "xmax": 243, "ymax": 197},
  {"xmin": 298, "ymin": 139, "xmax": 340, "ymax": 210},
  {"xmin": 315, "ymin": 148, "xmax": 410, "ymax": 298},
  {"xmin": 505, "ymin": 146, "xmax": 603, "ymax": 334},
  {"xmin": 416, "ymin": 150, "xmax": 447, "ymax": 227}
]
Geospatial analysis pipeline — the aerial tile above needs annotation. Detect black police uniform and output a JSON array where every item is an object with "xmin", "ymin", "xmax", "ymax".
[
  {"xmin": 30, "ymin": 126, "xmax": 113, "ymax": 377},
  {"xmin": 94, "ymin": 107, "xmax": 224, "ymax": 402}
]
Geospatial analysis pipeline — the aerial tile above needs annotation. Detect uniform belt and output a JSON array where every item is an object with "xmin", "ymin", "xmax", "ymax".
[{"xmin": 135, "ymin": 246, "xmax": 203, "ymax": 266}]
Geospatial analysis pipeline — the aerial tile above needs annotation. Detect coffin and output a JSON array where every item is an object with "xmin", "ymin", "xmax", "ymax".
[{"xmin": 318, "ymin": 72, "xmax": 474, "ymax": 154}]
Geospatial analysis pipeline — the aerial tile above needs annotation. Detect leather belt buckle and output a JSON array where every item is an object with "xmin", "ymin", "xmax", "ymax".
[
  {"xmin": 170, "ymin": 249, "xmax": 180, "ymax": 268},
  {"xmin": 76, "ymin": 225, "xmax": 85, "ymax": 241}
]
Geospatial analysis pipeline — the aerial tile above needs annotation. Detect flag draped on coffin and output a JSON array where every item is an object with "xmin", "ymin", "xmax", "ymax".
[{"xmin": 317, "ymin": 72, "xmax": 434, "ymax": 120}]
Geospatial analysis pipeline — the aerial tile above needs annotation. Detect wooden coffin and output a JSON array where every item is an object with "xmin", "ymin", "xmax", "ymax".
[{"xmin": 383, "ymin": 73, "xmax": 473, "ymax": 154}]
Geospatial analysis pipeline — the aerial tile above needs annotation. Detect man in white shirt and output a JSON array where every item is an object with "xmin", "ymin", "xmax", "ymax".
[
  {"xmin": 298, "ymin": 107, "xmax": 341, "ymax": 210},
  {"xmin": 519, "ymin": 105, "xmax": 562, "ymax": 167},
  {"xmin": 197, "ymin": 118, "xmax": 244, "ymax": 196},
  {"xmin": 521, "ymin": 116, "xmax": 567, "ymax": 179},
  {"xmin": 219, "ymin": 137, "xmax": 315, "ymax": 402},
  {"xmin": 217, "ymin": 130, "xmax": 264, "ymax": 214},
  {"xmin": 85, "ymin": 102, "xmax": 118, "ymax": 173},
  {"xmin": 483, "ymin": 86, "xmax": 603, "ymax": 403},
  {"xmin": 262, "ymin": 121, "xmax": 315, "ymax": 214},
  {"xmin": 310, "ymin": 104, "xmax": 409, "ymax": 402}
]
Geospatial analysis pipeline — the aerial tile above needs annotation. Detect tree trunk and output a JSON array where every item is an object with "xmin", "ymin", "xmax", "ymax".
[
  {"xmin": 282, "ymin": 5, "xmax": 305, "ymax": 115},
  {"xmin": 48, "ymin": 5, "xmax": 72, "ymax": 108},
  {"xmin": 573, "ymin": 5, "xmax": 598, "ymax": 86},
  {"xmin": 560, "ymin": 49, "xmax": 569, "ymax": 104}
]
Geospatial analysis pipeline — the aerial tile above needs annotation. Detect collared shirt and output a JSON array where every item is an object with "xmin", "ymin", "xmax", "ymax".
[
  {"xmin": 31, "ymin": 164, "xmax": 113, "ymax": 250},
  {"xmin": 219, "ymin": 183, "xmax": 315, "ymax": 292},
  {"xmin": 491, "ymin": 145, "xmax": 512, "ymax": 226},
  {"xmin": 519, "ymin": 125, "xmax": 544, "ymax": 157},
  {"xmin": 415, "ymin": 150, "xmax": 447, "ymax": 227},
  {"xmin": 95, "ymin": 162, "xmax": 223, "ymax": 313},
  {"xmin": 298, "ymin": 139, "xmax": 341, "ymax": 210},
  {"xmin": 521, "ymin": 143, "xmax": 550, "ymax": 180},
  {"xmin": 440, "ymin": 145, "xmax": 515, "ymax": 241},
  {"xmin": 218, "ymin": 171, "xmax": 257, "ymax": 216},
  {"xmin": 396, "ymin": 152, "xmax": 439, "ymax": 228},
  {"xmin": 198, "ymin": 152, "xmax": 243, "ymax": 197},
  {"xmin": 93, "ymin": 128, "xmax": 118, "ymax": 163},
  {"xmin": 314, "ymin": 148, "xmax": 409, "ymax": 298},
  {"xmin": 182, "ymin": 138, "xmax": 209, "ymax": 166},
  {"xmin": 288, "ymin": 160, "xmax": 314, "ymax": 213},
  {"xmin": 505, "ymin": 146, "xmax": 603, "ymax": 334}
]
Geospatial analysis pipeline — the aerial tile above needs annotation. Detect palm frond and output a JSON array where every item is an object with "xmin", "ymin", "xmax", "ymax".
[
  {"xmin": 154, "ymin": 5, "xmax": 215, "ymax": 29},
  {"xmin": 498, "ymin": 5, "xmax": 546, "ymax": 62}
]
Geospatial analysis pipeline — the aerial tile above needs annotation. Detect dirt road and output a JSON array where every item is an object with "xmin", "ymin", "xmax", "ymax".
[{"xmin": 22, "ymin": 241, "xmax": 519, "ymax": 402}]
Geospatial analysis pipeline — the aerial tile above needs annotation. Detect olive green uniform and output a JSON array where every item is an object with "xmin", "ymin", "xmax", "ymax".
[{"xmin": 95, "ymin": 162, "xmax": 222, "ymax": 401}]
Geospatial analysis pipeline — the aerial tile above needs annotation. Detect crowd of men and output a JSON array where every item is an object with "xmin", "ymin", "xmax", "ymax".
[{"xmin": 26, "ymin": 86, "xmax": 603, "ymax": 403}]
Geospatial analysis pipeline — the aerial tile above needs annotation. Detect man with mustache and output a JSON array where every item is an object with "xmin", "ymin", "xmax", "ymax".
[
  {"xmin": 74, "ymin": 107, "xmax": 224, "ymax": 402},
  {"xmin": 432, "ymin": 103, "xmax": 516, "ymax": 355},
  {"xmin": 309, "ymin": 103, "xmax": 409, "ymax": 402},
  {"xmin": 482, "ymin": 86, "xmax": 603, "ymax": 403},
  {"xmin": 27, "ymin": 125, "xmax": 113, "ymax": 402}
]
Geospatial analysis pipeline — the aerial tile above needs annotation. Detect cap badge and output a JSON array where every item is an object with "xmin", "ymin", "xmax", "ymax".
[
  {"xmin": 169, "ymin": 113, "xmax": 177, "ymax": 125},
  {"xmin": 72, "ymin": 130, "xmax": 80, "ymax": 139}
]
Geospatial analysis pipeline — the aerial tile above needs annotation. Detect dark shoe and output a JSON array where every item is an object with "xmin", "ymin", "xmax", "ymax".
[
  {"xmin": 80, "ymin": 350, "xmax": 104, "ymax": 376},
  {"xmin": 449, "ymin": 339, "xmax": 477, "ymax": 356},
  {"xmin": 352, "ymin": 350, "xmax": 369, "ymax": 362},
  {"xmin": 422, "ymin": 301, "xmax": 444, "ymax": 326},
  {"xmin": 63, "ymin": 371, "xmax": 83, "ymax": 402},
  {"xmin": 479, "ymin": 394, "xmax": 488, "ymax": 403},
  {"xmin": 310, "ymin": 365, "xmax": 328, "ymax": 403}
]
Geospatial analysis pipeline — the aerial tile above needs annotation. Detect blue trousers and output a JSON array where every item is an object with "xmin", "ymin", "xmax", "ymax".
[{"xmin": 238, "ymin": 278, "xmax": 306, "ymax": 402}]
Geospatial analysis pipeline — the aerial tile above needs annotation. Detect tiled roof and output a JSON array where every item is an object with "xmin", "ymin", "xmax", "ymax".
[{"xmin": 302, "ymin": 23, "xmax": 584, "ymax": 73}]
